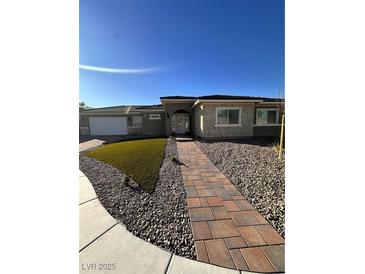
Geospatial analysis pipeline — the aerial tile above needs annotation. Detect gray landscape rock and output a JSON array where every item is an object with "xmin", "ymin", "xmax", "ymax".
[
  {"xmin": 196, "ymin": 139, "xmax": 285, "ymax": 237},
  {"xmin": 79, "ymin": 138, "xmax": 195, "ymax": 259}
]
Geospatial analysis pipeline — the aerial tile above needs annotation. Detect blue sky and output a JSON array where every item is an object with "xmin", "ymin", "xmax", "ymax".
[{"xmin": 80, "ymin": 0, "xmax": 284, "ymax": 107}]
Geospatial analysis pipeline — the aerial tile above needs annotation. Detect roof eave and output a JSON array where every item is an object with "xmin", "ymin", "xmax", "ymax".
[
  {"xmin": 258, "ymin": 101, "xmax": 285, "ymax": 104},
  {"xmin": 160, "ymin": 99, "xmax": 197, "ymax": 103},
  {"xmin": 80, "ymin": 109, "xmax": 165, "ymax": 115},
  {"xmin": 192, "ymin": 99, "xmax": 264, "ymax": 107}
]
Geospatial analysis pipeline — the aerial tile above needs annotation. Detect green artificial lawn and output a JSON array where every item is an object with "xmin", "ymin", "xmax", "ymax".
[{"xmin": 86, "ymin": 138, "xmax": 167, "ymax": 193}]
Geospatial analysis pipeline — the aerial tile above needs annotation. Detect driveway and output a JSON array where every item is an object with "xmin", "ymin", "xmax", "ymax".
[{"xmin": 79, "ymin": 135, "xmax": 122, "ymax": 152}]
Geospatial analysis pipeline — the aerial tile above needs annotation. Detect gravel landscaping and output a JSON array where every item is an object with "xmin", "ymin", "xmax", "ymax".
[
  {"xmin": 196, "ymin": 139, "xmax": 285, "ymax": 237},
  {"xmin": 79, "ymin": 138, "xmax": 195, "ymax": 259}
]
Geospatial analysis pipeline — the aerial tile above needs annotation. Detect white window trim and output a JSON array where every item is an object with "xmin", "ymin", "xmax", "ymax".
[
  {"xmin": 215, "ymin": 107, "xmax": 242, "ymax": 127},
  {"xmin": 128, "ymin": 116, "xmax": 143, "ymax": 128},
  {"xmin": 255, "ymin": 108, "xmax": 279, "ymax": 126},
  {"xmin": 149, "ymin": 114, "xmax": 161, "ymax": 120}
]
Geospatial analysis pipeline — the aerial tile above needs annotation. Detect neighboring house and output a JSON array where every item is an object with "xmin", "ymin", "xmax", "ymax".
[{"xmin": 79, "ymin": 95, "xmax": 284, "ymax": 139}]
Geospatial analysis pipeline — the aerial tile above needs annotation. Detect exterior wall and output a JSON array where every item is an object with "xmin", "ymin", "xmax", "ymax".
[
  {"xmin": 194, "ymin": 105, "xmax": 204, "ymax": 138},
  {"xmin": 133, "ymin": 112, "xmax": 166, "ymax": 136},
  {"xmin": 201, "ymin": 103, "xmax": 255, "ymax": 139},
  {"xmin": 253, "ymin": 105, "xmax": 283, "ymax": 124},
  {"xmin": 253, "ymin": 104, "xmax": 284, "ymax": 137},
  {"xmin": 79, "ymin": 114, "xmax": 90, "ymax": 135},
  {"xmin": 79, "ymin": 101, "xmax": 285, "ymax": 138},
  {"xmin": 79, "ymin": 112, "xmax": 166, "ymax": 136},
  {"xmin": 163, "ymin": 102, "xmax": 195, "ymax": 135},
  {"xmin": 253, "ymin": 126, "xmax": 281, "ymax": 137},
  {"xmin": 79, "ymin": 115, "xmax": 89, "ymax": 127}
]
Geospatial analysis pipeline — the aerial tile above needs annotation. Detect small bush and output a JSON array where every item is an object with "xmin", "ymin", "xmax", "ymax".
[
  {"xmin": 271, "ymin": 142, "xmax": 285, "ymax": 158},
  {"xmin": 170, "ymin": 156, "xmax": 179, "ymax": 164},
  {"xmin": 123, "ymin": 175, "xmax": 130, "ymax": 186},
  {"xmin": 271, "ymin": 142, "xmax": 280, "ymax": 153}
]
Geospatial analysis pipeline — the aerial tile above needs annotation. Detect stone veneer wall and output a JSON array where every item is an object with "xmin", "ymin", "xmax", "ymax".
[{"xmin": 201, "ymin": 103, "xmax": 255, "ymax": 138}]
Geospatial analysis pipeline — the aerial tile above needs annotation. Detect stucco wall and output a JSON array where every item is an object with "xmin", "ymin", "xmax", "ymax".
[
  {"xmin": 79, "ymin": 112, "xmax": 165, "ymax": 136},
  {"xmin": 201, "ymin": 103, "xmax": 255, "ymax": 138},
  {"xmin": 79, "ymin": 115, "xmax": 89, "ymax": 128}
]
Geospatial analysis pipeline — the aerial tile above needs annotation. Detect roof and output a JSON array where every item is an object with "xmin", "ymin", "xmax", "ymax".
[
  {"xmin": 160, "ymin": 96, "xmax": 197, "ymax": 100},
  {"xmin": 160, "ymin": 94, "xmax": 283, "ymax": 102},
  {"xmin": 80, "ymin": 94, "xmax": 284, "ymax": 113},
  {"xmin": 80, "ymin": 104, "xmax": 164, "ymax": 113},
  {"xmin": 160, "ymin": 96, "xmax": 198, "ymax": 102},
  {"xmin": 197, "ymin": 95, "xmax": 283, "ymax": 102},
  {"xmin": 135, "ymin": 105, "xmax": 165, "ymax": 110}
]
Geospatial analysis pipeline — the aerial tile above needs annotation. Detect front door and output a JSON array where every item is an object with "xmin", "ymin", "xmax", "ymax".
[{"xmin": 175, "ymin": 113, "xmax": 189, "ymax": 134}]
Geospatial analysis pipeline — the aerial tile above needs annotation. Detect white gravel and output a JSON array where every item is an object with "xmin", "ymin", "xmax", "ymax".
[
  {"xmin": 196, "ymin": 139, "xmax": 285, "ymax": 237},
  {"xmin": 79, "ymin": 138, "xmax": 195, "ymax": 259}
]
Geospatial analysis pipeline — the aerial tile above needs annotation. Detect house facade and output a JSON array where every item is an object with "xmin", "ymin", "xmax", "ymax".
[{"xmin": 79, "ymin": 95, "xmax": 284, "ymax": 139}]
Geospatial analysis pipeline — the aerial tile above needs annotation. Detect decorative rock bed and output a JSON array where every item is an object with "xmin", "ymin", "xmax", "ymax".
[
  {"xmin": 196, "ymin": 139, "xmax": 285, "ymax": 237},
  {"xmin": 79, "ymin": 138, "xmax": 195, "ymax": 259}
]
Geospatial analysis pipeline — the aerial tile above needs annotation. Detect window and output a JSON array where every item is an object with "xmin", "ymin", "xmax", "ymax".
[
  {"xmin": 256, "ymin": 109, "xmax": 279, "ymax": 125},
  {"xmin": 128, "ymin": 116, "xmax": 142, "ymax": 127},
  {"xmin": 216, "ymin": 108, "xmax": 241, "ymax": 126},
  {"xmin": 149, "ymin": 114, "xmax": 161, "ymax": 120}
]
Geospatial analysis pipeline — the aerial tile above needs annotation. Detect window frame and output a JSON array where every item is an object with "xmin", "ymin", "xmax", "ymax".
[
  {"xmin": 255, "ymin": 108, "xmax": 279, "ymax": 126},
  {"xmin": 149, "ymin": 114, "xmax": 161, "ymax": 120},
  {"xmin": 215, "ymin": 107, "xmax": 242, "ymax": 127},
  {"xmin": 128, "ymin": 115, "xmax": 143, "ymax": 128}
]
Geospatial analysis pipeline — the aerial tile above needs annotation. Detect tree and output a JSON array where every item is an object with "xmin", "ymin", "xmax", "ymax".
[{"xmin": 79, "ymin": 102, "xmax": 91, "ymax": 111}]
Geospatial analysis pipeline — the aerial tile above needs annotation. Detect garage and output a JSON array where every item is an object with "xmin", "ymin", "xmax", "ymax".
[{"xmin": 89, "ymin": 117, "xmax": 128, "ymax": 135}]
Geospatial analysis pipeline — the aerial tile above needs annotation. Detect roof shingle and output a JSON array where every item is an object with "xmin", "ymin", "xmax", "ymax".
[
  {"xmin": 80, "ymin": 104, "xmax": 164, "ymax": 113},
  {"xmin": 160, "ymin": 94, "xmax": 283, "ymax": 102}
]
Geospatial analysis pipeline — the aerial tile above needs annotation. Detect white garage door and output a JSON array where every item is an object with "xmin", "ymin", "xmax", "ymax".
[{"xmin": 89, "ymin": 117, "xmax": 128, "ymax": 135}]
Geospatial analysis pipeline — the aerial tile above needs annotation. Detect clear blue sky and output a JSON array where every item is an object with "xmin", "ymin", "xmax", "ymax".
[{"xmin": 80, "ymin": 0, "xmax": 284, "ymax": 107}]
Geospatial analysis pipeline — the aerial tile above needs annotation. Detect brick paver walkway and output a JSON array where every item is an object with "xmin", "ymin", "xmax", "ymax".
[{"xmin": 177, "ymin": 141, "xmax": 285, "ymax": 273}]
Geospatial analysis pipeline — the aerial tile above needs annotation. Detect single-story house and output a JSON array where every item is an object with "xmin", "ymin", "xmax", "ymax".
[{"xmin": 79, "ymin": 95, "xmax": 284, "ymax": 139}]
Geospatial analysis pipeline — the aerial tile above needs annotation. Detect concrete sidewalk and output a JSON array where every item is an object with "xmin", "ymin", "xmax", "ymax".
[{"xmin": 79, "ymin": 171, "xmax": 265, "ymax": 274}]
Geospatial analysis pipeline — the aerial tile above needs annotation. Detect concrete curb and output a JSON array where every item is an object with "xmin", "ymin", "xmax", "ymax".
[{"xmin": 79, "ymin": 171, "xmax": 278, "ymax": 274}]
